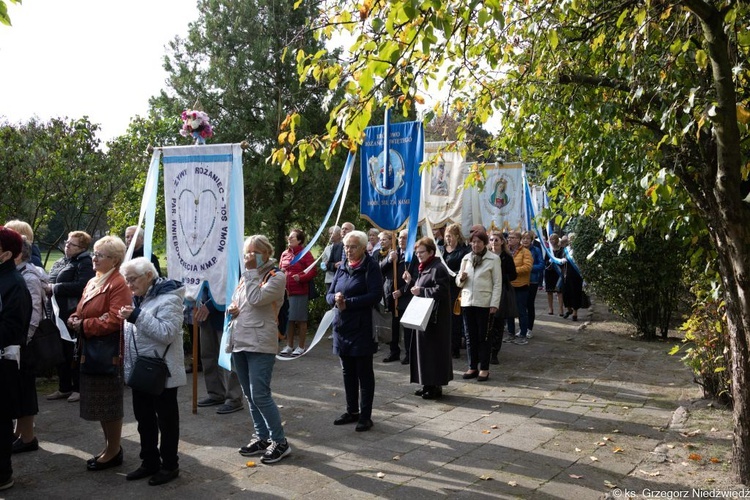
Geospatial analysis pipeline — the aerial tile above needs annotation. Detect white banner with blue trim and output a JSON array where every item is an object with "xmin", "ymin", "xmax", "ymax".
[
  {"xmin": 418, "ymin": 142, "xmax": 466, "ymax": 227},
  {"xmin": 466, "ymin": 162, "xmax": 526, "ymax": 232},
  {"xmin": 161, "ymin": 144, "xmax": 244, "ymax": 305}
]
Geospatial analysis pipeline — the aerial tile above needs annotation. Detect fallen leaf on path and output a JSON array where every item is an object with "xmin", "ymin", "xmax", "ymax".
[
  {"xmin": 612, "ymin": 429, "xmax": 620, "ymax": 433},
  {"xmin": 569, "ymin": 474, "xmax": 583, "ymax": 479},
  {"xmin": 604, "ymin": 480, "xmax": 618, "ymax": 488},
  {"xmin": 684, "ymin": 443, "xmax": 698, "ymax": 449},
  {"xmin": 491, "ymin": 404, "xmax": 499, "ymax": 408},
  {"xmin": 602, "ymin": 436, "xmax": 613, "ymax": 441},
  {"xmin": 681, "ymin": 461, "xmax": 690, "ymax": 466},
  {"xmin": 507, "ymin": 480, "xmax": 517, "ymax": 486},
  {"xmin": 681, "ymin": 430, "xmax": 702, "ymax": 437},
  {"xmin": 612, "ymin": 447, "xmax": 624, "ymax": 453},
  {"xmin": 590, "ymin": 456, "xmax": 599, "ymax": 462},
  {"xmin": 638, "ymin": 469, "xmax": 661, "ymax": 477},
  {"xmin": 482, "ymin": 430, "xmax": 491, "ymax": 434},
  {"xmin": 245, "ymin": 461, "xmax": 256, "ymax": 467},
  {"xmin": 491, "ymin": 425, "xmax": 498, "ymax": 429},
  {"xmin": 710, "ymin": 457, "xmax": 721, "ymax": 463},
  {"xmin": 575, "ymin": 447, "xmax": 582, "ymax": 452},
  {"xmin": 710, "ymin": 427, "xmax": 718, "ymax": 432},
  {"xmin": 392, "ymin": 455, "xmax": 400, "ymax": 461},
  {"xmin": 688, "ymin": 453, "xmax": 702, "ymax": 461},
  {"xmin": 667, "ymin": 444, "xmax": 675, "ymax": 449},
  {"xmin": 377, "ymin": 472, "xmax": 385, "ymax": 479},
  {"xmin": 479, "ymin": 474, "xmax": 492, "ymax": 481},
  {"xmin": 705, "ymin": 478, "xmax": 715, "ymax": 483},
  {"xmin": 597, "ymin": 441, "xmax": 607, "ymax": 446}
]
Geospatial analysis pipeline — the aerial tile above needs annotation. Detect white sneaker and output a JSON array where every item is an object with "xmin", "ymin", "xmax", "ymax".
[
  {"xmin": 67, "ymin": 392, "xmax": 80, "ymax": 402},
  {"xmin": 292, "ymin": 347, "xmax": 305, "ymax": 357},
  {"xmin": 526, "ymin": 330, "xmax": 533, "ymax": 339},
  {"xmin": 279, "ymin": 346, "xmax": 293, "ymax": 356}
]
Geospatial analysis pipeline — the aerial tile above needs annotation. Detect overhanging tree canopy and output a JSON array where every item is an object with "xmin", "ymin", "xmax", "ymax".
[{"xmin": 275, "ymin": 0, "xmax": 750, "ymax": 482}]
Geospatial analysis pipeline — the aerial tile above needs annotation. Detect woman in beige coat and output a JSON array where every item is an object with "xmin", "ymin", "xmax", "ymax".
[{"xmin": 226, "ymin": 235, "xmax": 291, "ymax": 465}]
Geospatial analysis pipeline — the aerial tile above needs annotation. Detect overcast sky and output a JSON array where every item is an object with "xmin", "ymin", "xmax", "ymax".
[{"xmin": 0, "ymin": 0, "xmax": 199, "ymax": 143}]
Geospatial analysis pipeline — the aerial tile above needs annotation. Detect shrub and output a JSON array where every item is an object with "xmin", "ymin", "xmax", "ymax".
[{"xmin": 572, "ymin": 217, "xmax": 687, "ymax": 340}]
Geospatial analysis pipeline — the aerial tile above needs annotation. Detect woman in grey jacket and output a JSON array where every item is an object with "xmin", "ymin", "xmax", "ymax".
[
  {"xmin": 119, "ymin": 258, "xmax": 185, "ymax": 486},
  {"xmin": 226, "ymin": 235, "xmax": 291, "ymax": 465}
]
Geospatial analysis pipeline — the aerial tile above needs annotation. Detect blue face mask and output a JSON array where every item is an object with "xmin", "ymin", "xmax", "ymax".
[{"xmin": 255, "ymin": 253, "xmax": 265, "ymax": 268}]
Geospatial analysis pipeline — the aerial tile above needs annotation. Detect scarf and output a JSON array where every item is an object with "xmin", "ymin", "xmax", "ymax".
[
  {"xmin": 472, "ymin": 248, "xmax": 487, "ymax": 269},
  {"xmin": 84, "ymin": 268, "xmax": 116, "ymax": 300},
  {"xmin": 418, "ymin": 254, "xmax": 435, "ymax": 272}
]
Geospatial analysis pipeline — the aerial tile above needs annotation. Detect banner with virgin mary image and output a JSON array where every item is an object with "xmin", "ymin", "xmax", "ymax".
[
  {"xmin": 360, "ymin": 120, "xmax": 424, "ymax": 231},
  {"xmin": 466, "ymin": 162, "xmax": 526, "ymax": 232},
  {"xmin": 418, "ymin": 142, "xmax": 466, "ymax": 227}
]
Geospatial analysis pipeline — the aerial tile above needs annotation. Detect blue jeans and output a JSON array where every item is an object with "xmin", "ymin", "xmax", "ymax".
[
  {"xmin": 232, "ymin": 351, "xmax": 285, "ymax": 443},
  {"xmin": 507, "ymin": 285, "xmax": 529, "ymax": 338}
]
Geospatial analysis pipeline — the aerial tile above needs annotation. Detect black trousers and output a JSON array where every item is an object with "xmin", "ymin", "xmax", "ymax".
[
  {"xmin": 57, "ymin": 338, "xmax": 79, "ymax": 393},
  {"xmin": 463, "ymin": 307, "xmax": 491, "ymax": 371},
  {"xmin": 340, "ymin": 355, "xmax": 374, "ymax": 420},
  {"xmin": 132, "ymin": 387, "xmax": 180, "ymax": 471},
  {"xmin": 388, "ymin": 312, "xmax": 412, "ymax": 358}
]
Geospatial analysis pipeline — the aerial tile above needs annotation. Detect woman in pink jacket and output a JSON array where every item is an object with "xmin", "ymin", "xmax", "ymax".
[{"xmin": 278, "ymin": 229, "xmax": 316, "ymax": 357}]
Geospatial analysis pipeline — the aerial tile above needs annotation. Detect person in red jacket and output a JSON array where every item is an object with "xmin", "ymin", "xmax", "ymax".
[{"xmin": 279, "ymin": 229, "xmax": 317, "ymax": 356}]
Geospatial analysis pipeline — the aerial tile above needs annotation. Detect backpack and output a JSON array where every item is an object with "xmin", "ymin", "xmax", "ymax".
[{"xmin": 261, "ymin": 267, "xmax": 290, "ymax": 339}]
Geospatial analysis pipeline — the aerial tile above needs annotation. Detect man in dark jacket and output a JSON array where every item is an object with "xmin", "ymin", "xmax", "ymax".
[
  {"xmin": 0, "ymin": 226, "xmax": 32, "ymax": 491},
  {"xmin": 125, "ymin": 226, "xmax": 163, "ymax": 276}
]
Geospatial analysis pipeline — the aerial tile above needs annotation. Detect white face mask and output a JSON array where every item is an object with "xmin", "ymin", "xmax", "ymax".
[{"xmin": 255, "ymin": 253, "xmax": 265, "ymax": 268}]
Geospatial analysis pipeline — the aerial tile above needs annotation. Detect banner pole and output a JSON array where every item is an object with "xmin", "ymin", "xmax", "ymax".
[
  {"xmin": 192, "ymin": 307, "xmax": 199, "ymax": 415},
  {"xmin": 392, "ymin": 233, "xmax": 399, "ymax": 317}
]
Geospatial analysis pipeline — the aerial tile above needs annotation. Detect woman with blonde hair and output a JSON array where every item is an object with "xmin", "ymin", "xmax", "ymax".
[
  {"xmin": 4, "ymin": 220, "xmax": 41, "ymax": 267},
  {"xmin": 68, "ymin": 235, "xmax": 131, "ymax": 471}
]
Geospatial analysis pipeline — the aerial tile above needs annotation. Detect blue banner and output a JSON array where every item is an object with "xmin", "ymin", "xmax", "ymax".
[{"xmin": 360, "ymin": 121, "xmax": 424, "ymax": 232}]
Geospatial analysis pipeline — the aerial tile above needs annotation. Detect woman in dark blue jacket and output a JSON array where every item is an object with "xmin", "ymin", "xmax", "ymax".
[{"xmin": 326, "ymin": 230, "xmax": 383, "ymax": 432}]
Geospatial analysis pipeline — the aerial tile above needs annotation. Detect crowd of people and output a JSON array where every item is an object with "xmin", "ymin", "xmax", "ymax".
[{"xmin": 0, "ymin": 218, "xmax": 585, "ymax": 492}]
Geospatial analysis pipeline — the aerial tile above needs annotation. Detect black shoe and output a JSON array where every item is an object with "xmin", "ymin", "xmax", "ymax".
[
  {"xmin": 400, "ymin": 356, "xmax": 410, "ymax": 365},
  {"xmin": 355, "ymin": 419, "xmax": 373, "ymax": 432},
  {"xmin": 382, "ymin": 353, "xmax": 400, "ymax": 363},
  {"xmin": 239, "ymin": 438, "xmax": 270, "ymax": 456},
  {"xmin": 260, "ymin": 440, "xmax": 291, "ymax": 464},
  {"xmin": 414, "ymin": 386, "xmax": 426, "ymax": 397},
  {"xmin": 87, "ymin": 447, "xmax": 123, "ymax": 471},
  {"xmin": 477, "ymin": 372, "xmax": 490, "ymax": 382},
  {"xmin": 148, "ymin": 468, "xmax": 179, "ymax": 486},
  {"xmin": 12, "ymin": 437, "xmax": 38, "ymax": 454},
  {"xmin": 563, "ymin": 311, "xmax": 571, "ymax": 319},
  {"xmin": 334, "ymin": 412, "xmax": 360, "ymax": 425},
  {"xmin": 462, "ymin": 371, "xmax": 478, "ymax": 379},
  {"xmin": 126, "ymin": 465, "xmax": 160, "ymax": 481},
  {"xmin": 422, "ymin": 386, "xmax": 443, "ymax": 400}
]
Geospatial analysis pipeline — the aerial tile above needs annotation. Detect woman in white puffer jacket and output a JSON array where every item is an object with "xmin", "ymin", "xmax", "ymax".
[{"xmin": 456, "ymin": 229, "xmax": 502, "ymax": 382}]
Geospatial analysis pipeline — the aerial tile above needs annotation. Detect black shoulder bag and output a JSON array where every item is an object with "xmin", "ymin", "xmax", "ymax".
[{"xmin": 127, "ymin": 333, "xmax": 171, "ymax": 396}]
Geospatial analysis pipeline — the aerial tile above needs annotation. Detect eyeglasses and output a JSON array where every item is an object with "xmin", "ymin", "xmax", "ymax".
[
  {"xmin": 124, "ymin": 275, "xmax": 143, "ymax": 285},
  {"xmin": 343, "ymin": 244, "xmax": 359, "ymax": 250},
  {"xmin": 64, "ymin": 240, "xmax": 84, "ymax": 249},
  {"xmin": 92, "ymin": 252, "xmax": 111, "ymax": 259}
]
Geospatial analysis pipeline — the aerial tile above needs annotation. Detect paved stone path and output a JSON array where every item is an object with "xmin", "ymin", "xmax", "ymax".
[{"xmin": 7, "ymin": 297, "xmax": 701, "ymax": 499}]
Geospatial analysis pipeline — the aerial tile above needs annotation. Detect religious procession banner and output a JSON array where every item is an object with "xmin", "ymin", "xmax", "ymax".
[
  {"xmin": 465, "ymin": 162, "xmax": 527, "ymax": 232},
  {"xmin": 161, "ymin": 144, "xmax": 244, "ymax": 304},
  {"xmin": 360, "ymin": 120, "xmax": 424, "ymax": 232},
  {"xmin": 418, "ymin": 142, "xmax": 466, "ymax": 227}
]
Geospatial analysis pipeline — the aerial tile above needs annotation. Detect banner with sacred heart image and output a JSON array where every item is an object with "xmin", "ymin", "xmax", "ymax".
[
  {"xmin": 161, "ymin": 144, "xmax": 244, "ymax": 304},
  {"xmin": 360, "ymin": 120, "xmax": 424, "ymax": 232}
]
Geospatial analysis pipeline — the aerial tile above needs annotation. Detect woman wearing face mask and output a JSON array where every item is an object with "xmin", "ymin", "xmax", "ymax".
[
  {"xmin": 456, "ymin": 230, "xmax": 502, "ymax": 382},
  {"xmin": 226, "ymin": 236, "xmax": 292, "ymax": 465},
  {"xmin": 279, "ymin": 229, "xmax": 316, "ymax": 357}
]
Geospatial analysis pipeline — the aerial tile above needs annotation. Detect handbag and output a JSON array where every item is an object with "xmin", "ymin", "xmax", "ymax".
[
  {"xmin": 30, "ymin": 316, "xmax": 64, "ymax": 372},
  {"xmin": 127, "ymin": 336, "xmax": 171, "ymax": 396},
  {"xmin": 453, "ymin": 296, "xmax": 461, "ymax": 315},
  {"xmin": 79, "ymin": 332, "xmax": 121, "ymax": 375}
]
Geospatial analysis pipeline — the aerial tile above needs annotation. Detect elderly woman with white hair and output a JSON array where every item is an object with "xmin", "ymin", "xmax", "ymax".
[
  {"xmin": 118, "ymin": 257, "xmax": 185, "ymax": 485},
  {"xmin": 326, "ymin": 230, "xmax": 383, "ymax": 432}
]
